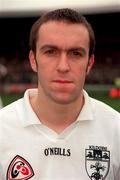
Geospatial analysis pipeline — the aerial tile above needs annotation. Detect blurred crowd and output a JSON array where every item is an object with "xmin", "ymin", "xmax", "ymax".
[
  {"xmin": 0, "ymin": 56, "xmax": 37, "ymax": 85},
  {"xmin": 86, "ymin": 61, "xmax": 120, "ymax": 84}
]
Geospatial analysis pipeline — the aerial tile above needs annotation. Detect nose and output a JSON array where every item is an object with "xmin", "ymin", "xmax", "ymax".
[{"xmin": 56, "ymin": 53, "xmax": 70, "ymax": 73}]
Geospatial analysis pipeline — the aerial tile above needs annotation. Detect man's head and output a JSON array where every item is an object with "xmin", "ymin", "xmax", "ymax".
[
  {"xmin": 29, "ymin": 8, "xmax": 95, "ymax": 57},
  {"xmin": 29, "ymin": 8, "xmax": 95, "ymax": 105}
]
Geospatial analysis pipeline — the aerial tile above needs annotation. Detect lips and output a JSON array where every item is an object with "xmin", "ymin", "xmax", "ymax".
[{"xmin": 53, "ymin": 80, "xmax": 72, "ymax": 84}]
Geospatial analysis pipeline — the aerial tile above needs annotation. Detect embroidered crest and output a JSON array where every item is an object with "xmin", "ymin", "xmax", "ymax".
[
  {"xmin": 7, "ymin": 155, "xmax": 34, "ymax": 180},
  {"xmin": 85, "ymin": 145, "xmax": 110, "ymax": 180}
]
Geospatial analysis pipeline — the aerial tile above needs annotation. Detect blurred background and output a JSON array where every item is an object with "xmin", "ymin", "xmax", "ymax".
[{"xmin": 0, "ymin": 0, "xmax": 120, "ymax": 111}]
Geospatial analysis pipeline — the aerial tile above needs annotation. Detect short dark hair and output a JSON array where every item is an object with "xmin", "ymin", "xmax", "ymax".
[{"xmin": 29, "ymin": 8, "xmax": 95, "ymax": 57}]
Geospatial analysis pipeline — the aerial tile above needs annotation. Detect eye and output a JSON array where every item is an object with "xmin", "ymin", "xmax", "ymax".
[
  {"xmin": 73, "ymin": 51, "xmax": 81, "ymax": 56},
  {"xmin": 44, "ymin": 49, "xmax": 58, "ymax": 56},
  {"xmin": 69, "ymin": 50, "xmax": 83, "ymax": 58},
  {"xmin": 46, "ymin": 49, "xmax": 54, "ymax": 54}
]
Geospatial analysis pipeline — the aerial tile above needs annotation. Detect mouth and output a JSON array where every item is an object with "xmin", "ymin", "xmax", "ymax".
[
  {"xmin": 52, "ymin": 79, "xmax": 75, "ymax": 92},
  {"xmin": 53, "ymin": 80, "xmax": 72, "ymax": 84}
]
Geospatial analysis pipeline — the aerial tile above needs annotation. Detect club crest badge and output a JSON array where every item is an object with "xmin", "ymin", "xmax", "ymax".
[
  {"xmin": 85, "ymin": 145, "xmax": 110, "ymax": 180},
  {"xmin": 7, "ymin": 155, "xmax": 34, "ymax": 180}
]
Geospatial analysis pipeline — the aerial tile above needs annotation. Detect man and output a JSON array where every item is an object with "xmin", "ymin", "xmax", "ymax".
[{"xmin": 0, "ymin": 8, "xmax": 120, "ymax": 180}]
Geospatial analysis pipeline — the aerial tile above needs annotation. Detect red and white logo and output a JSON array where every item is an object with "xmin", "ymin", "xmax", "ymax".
[{"xmin": 7, "ymin": 155, "xmax": 34, "ymax": 180}]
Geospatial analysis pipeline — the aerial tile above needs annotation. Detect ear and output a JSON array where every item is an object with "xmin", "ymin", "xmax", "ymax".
[
  {"xmin": 29, "ymin": 50, "xmax": 37, "ymax": 72},
  {"xmin": 86, "ymin": 54, "xmax": 94, "ymax": 75}
]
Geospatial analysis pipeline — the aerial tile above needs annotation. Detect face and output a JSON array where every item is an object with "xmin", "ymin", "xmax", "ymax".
[{"xmin": 29, "ymin": 21, "xmax": 94, "ymax": 105}]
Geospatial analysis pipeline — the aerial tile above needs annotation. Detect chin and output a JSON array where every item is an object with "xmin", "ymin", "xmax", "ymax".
[{"xmin": 51, "ymin": 94, "xmax": 78, "ymax": 105}]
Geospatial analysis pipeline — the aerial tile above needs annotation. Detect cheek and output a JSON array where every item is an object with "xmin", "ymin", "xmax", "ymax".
[
  {"xmin": 37, "ymin": 65, "xmax": 52, "ymax": 81},
  {"xmin": 73, "ymin": 65, "xmax": 87, "ymax": 84},
  {"xmin": 74, "ymin": 63, "xmax": 87, "ymax": 75}
]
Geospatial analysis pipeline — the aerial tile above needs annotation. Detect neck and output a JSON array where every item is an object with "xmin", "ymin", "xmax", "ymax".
[{"xmin": 30, "ymin": 89, "xmax": 84, "ymax": 133}]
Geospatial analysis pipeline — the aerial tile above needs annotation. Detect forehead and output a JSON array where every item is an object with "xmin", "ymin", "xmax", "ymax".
[{"xmin": 37, "ymin": 21, "xmax": 89, "ymax": 49}]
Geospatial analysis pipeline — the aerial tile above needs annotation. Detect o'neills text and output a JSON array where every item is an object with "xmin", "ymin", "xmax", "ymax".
[{"xmin": 44, "ymin": 147, "xmax": 71, "ymax": 156}]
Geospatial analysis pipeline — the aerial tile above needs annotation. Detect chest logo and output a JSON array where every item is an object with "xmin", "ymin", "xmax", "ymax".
[
  {"xmin": 7, "ymin": 155, "xmax": 34, "ymax": 180},
  {"xmin": 85, "ymin": 145, "xmax": 110, "ymax": 180}
]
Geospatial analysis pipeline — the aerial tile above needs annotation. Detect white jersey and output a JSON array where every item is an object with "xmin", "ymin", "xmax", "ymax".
[{"xmin": 0, "ymin": 89, "xmax": 120, "ymax": 180}]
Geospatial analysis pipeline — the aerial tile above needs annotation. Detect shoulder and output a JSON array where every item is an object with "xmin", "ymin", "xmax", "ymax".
[
  {"xmin": 0, "ymin": 98, "xmax": 22, "ymax": 112},
  {"xmin": 89, "ymin": 97, "xmax": 120, "ymax": 140},
  {"xmin": 90, "ymin": 97, "xmax": 120, "ymax": 119},
  {"xmin": 83, "ymin": 90, "xmax": 120, "ymax": 120},
  {"xmin": 0, "ymin": 98, "xmax": 24, "ymax": 124}
]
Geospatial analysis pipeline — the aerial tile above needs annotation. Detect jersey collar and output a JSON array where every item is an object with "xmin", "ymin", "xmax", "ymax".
[
  {"xmin": 22, "ymin": 89, "xmax": 94, "ymax": 127},
  {"xmin": 76, "ymin": 90, "xmax": 94, "ymax": 122}
]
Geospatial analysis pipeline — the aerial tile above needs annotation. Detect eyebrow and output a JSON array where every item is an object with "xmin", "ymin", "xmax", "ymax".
[
  {"xmin": 40, "ymin": 45, "xmax": 58, "ymax": 51},
  {"xmin": 40, "ymin": 44, "xmax": 86, "ymax": 54}
]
